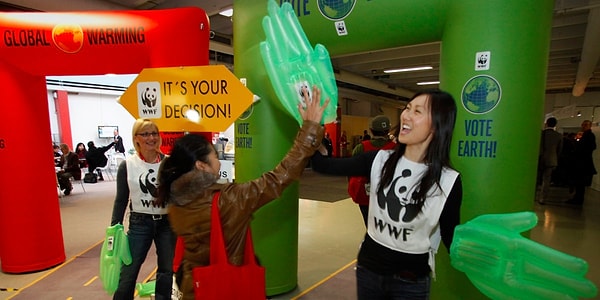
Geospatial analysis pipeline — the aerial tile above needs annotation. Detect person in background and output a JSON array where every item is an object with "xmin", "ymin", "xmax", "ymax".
[
  {"xmin": 362, "ymin": 129, "xmax": 371, "ymax": 141},
  {"xmin": 556, "ymin": 132, "xmax": 577, "ymax": 190},
  {"xmin": 57, "ymin": 143, "xmax": 81, "ymax": 195},
  {"xmin": 156, "ymin": 85, "xmax": 328, "ymax": 299},
  {"xmin": 110, "ymin": 119, "xmax": 175, "ymax": 300},
  {"xmin": 340, "ymin": 131, "xmax": 348, "ymax": 157},
  {"xmin": 566, "ymin": 120, "xmax": 597, "ymax": 205},
  {"xmin": 53, "ymin": 144, "xmax": 62, "ymax": 167},
  {"xmin": 75, "ymin": 142, "xmax": 88, "ymax": 169},
  {"xmin": 322, "ymin": 131, "xmax": 333, "ymax": 158},
  {"xmin": 86, "ymin": 140, "xmax": 115, "ymax": 181},
  {"xmin": 114, "ymin": 128, "xmax": 126, "ymax": 154},
  {"xmin": 349, "ymin": 115, "xmax": 396, "ymax": 226},
  {"xmin": 311, "ymin": 89, "xmax": 461, "ymax": 299},
  {"xmin": 537, "ymin": 117, "xmax": 563, "ymax": 204}
]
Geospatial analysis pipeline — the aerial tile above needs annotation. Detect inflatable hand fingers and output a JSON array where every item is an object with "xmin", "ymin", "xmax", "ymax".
[
  {"xmin": 99, "ymin": 224, "xmax": 131, "ymax": 295},
  {"xmin": 451, "ymin": 212, "xmax": 597, "ymax": 299},
  {"xmin": 136, "ymin": 280, "xmax": 156, "ymax": 298},
  {"xmin": 451, "ymin": 213, "xmax": 540, "ymax": 274},
  {"xmin": 466, "ymin": 211, "xmax": 537, "ymax": 232},
  {"xmin": 260, "ymin": 0, "xmax": 338, "ymax": 126},
  {"xmin": 263, "ymin": 0, "xmax": 310, "ymax": 60},
  {"xmin": 116, "ymin": 227, "xmax": 132, "ymax": 265}
]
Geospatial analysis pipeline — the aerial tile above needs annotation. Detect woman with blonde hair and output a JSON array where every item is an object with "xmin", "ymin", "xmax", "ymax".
[{"xmin": 110, "ymin": 118, "xmax": 176, "ymax": 300}]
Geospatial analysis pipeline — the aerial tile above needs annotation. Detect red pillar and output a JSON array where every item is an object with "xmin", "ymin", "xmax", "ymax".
[
  {"xmin": 55, "ymin": 90, "xmax": 73, "ymax": 147},
  {"xmin": 0, "ymin": 62, "xmax": 66, "ymax": 273}
]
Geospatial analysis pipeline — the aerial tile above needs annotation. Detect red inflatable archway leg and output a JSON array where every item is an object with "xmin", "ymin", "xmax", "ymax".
[
  {"xmin": 0, "ymin": 62, "xmax": 66, "ymax": 273},
  {"xmin": 0, "ymin": 7, "xmax": 209, "ymax": 273}
]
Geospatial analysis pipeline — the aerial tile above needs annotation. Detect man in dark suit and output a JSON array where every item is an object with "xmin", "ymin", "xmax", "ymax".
[
  {"xmin": 567, "ymin": 120, "xmax": 597, "ymax": 205},
  {"xmin": 113, "ymin": 128, "xmax": 125, "ymax": 154},
  {"xmin": 57, "ymin": 144, "xmax": 81, "ymax": 195},
  {"xmin": 538, "ymin": 117, "xmax": 563, "ymax": 204}
]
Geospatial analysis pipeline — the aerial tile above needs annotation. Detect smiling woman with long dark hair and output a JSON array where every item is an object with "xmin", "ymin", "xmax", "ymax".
[{"xmin": 311, "ymin": 89, "xmax": 462, "ymax": 300}]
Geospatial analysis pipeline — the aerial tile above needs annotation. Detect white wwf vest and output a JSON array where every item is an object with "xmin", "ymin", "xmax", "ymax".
[
  {"xmin": 126, "ymin": 155, "xmax": 168, "ymax": 215},
  {"xmin": 367, "ymin": 151, "xmax": 458, "ymax": 276}
]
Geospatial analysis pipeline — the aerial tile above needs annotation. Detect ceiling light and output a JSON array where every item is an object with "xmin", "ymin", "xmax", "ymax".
[
  {"xmin": 185, "ymin": 109, "xmax": 201, "ymax": 123},
  {"xmin": 384, "ymin": 66, "xmax": 432, "ymax": 73},
  {"xmin": 417, "ymin": 81, "xmax": 440, "ymax": 85},
  {"xmin": 219, "ymin": 8, "xmax": 233, "ymax": 17}
]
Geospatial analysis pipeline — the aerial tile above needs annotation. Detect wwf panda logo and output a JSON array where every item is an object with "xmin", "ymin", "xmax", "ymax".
[{"xmin": 141, "ymin": 87, "xmax": 157, "ymax": 108}]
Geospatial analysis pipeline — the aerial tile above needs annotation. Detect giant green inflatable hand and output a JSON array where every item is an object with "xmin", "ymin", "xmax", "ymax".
[
  {"xmin": 450, "ymin": 212, "xmax": 597, "ymax": 299},
  {"xmin": 260, "ymin": 0, "xmax": 338, "ymax": 126},
  {"xmin": 99, "ymin": 224, "xmax": 132, "ymax": 295}
]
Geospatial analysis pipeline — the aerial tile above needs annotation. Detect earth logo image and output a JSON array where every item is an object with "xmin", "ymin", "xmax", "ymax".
[
  {"xmin": 461, "ymin": 75, "xmax": 502, "ymax": 114},
  {"xmin": 52, "ymin": 24, "xmax": 84, "ymax": 53},
  {"xmin": 318, "ymin": 0, "xmax": 357, "ymax": 20}
]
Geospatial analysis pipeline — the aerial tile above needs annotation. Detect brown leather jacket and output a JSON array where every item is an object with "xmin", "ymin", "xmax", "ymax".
[{"xmin": 168, "ymin": 121, "xmax": 323, "ymax": 299}]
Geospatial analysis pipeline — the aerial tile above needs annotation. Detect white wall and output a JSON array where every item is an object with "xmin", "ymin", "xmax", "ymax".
[
  {"xmin": 68, "ymin": 92, "xmax": 136, "ymax": 153},
  {"xmin": 544, "ymin": 91, "xmax": 600, "ymax": 129}
]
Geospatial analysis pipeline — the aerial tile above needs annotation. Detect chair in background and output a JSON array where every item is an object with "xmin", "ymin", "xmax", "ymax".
[
  {"xmin": 95, "ymin": 165, "xmax": 113, "ymax": 181},
  {"xmin": 58, "ymin": 170, "xmax": 86, "ymax": 197},
  {"xmin": 70, "ymin": 173, "xmax": 86, "ymax": 193},
  {"xmin": 111, "ymin": 153, "xmax": 126, "ymax": 172},
  {"xmin": 95, "ymin": 153, "xmax": 115, "ymax": 181}
]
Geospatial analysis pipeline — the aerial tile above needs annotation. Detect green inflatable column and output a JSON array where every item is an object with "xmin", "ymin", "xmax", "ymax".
[
  {"xmin": 433, "ymin": 1, "xmax": 554, "ymax": 299},
  {"xmin": 233, "ymin": 0, "xmax": 554, "ymax": 298},
  {"xmin": 233, "ymin": 0, "xmax": 300, "ymax": 295}
]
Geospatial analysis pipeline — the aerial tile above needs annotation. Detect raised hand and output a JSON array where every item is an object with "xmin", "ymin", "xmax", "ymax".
[
  {"xmin": 450, "ymin": 212, "xmax": 597, "ymax": 299},
  {"xmin": 260, "ymin": 0, "xmax": 338, "ymax": 126},
  {"xmin": 299, "ymin": 85, "xmax": 330, "ymax": 125}
]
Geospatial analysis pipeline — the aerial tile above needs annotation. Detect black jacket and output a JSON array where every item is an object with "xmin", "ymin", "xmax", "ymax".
[
  {"xmin": 86, "ymin": 142, "xmax": 115, "ymax": 170},
  {"xmin": 114, "ymin": 135, "xmax": 125, "ymax": 153}
]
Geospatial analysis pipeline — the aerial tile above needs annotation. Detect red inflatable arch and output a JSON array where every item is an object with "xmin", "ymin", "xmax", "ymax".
[{"xmin": 0, "ymin": 8, "xmax": 209, "ymax": 273}]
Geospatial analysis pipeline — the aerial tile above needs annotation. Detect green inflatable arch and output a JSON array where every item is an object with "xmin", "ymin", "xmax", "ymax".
[{"xmin": 233, "ymin": 0, "xmax": 553, "ymax": 298}]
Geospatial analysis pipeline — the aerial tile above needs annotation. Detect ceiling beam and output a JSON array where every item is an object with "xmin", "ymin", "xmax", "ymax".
[
  {"xmin": 335, "ymin": 69, "xmax": 415, "ymax": 98},
  {"xmin": 572, "ymin": 6, "xmax": 600, "ymax": 96}
]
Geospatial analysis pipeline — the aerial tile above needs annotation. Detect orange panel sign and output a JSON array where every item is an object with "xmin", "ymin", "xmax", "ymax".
[{"xmin": 119, "ymin": 65, "xmax": 253, "ymax": 132}]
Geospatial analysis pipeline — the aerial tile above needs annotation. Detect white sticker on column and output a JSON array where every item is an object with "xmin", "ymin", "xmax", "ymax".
[
  {"xmin": 335, "ymin": 21, "xmax": 348, "ymax": 36},
  {"xmin": 475, "ymin": 51, "xmax": 491, "ymax": 71}
]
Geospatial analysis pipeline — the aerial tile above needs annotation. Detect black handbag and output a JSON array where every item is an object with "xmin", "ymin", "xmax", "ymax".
[{"xmin": 83, "ymin": 172, "xmax": 97, "ymax": 183}]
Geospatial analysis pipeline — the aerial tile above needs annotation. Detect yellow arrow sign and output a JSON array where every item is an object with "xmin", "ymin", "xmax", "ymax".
[{"xmin": 119, "ymin": 65, "xmax": 253, "ymax": 132}]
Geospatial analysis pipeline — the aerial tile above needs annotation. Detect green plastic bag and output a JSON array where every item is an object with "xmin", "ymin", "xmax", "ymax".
[
  {"xmin": 99, "ymin": 224, "xmax": 132, "ymax": 295},
  {"xmin": 450, "ymin": 212, "xmax": 597, "ymax": 299},
  {"xmin": 260, "ymin": 0, "xmax": 338, "ymax": 126}
]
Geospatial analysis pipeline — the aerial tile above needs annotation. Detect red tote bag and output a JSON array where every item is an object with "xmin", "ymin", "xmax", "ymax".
[{"xmin": 192, "ymin": 191, "xmax": 266, "ymax": 299}]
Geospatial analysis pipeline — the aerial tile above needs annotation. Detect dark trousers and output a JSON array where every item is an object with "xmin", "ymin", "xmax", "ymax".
[
  {"xmin": 88, "ymin": 165, "xmax": 104, "ymax": 180},
  {"xmin": 57, "ymin": 171, "xmax": 73, "ymax": 190},
  {"xmin": 113, "ymin": 213, "xmax": 176, "ymax": 300},
  {"xmin": 356, "ymin": 264, "xmax": 431, "ymax": 300},
  {"xmin": 571, "ymin": 185, "xmax": 586, "ymax": 204}
]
